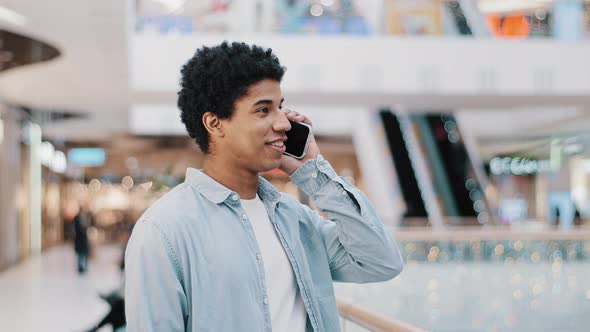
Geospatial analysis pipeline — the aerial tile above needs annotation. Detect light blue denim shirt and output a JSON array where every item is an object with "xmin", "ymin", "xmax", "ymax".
[{"xmin": 125, "ymin": 155, "xmax": 404, "ymax": 332}]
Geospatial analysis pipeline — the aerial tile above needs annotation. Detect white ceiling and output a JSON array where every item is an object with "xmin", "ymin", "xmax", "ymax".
[
  {"xmin": 457, "ymin": 107, "xmax": 590, "ymax": 158},
  {"xmin": 1, "ymin": 0, "xmax": 589, "ymax": 159},
  {"xmin": 0, "ymin": 0, "xmax": 129, "ymax": 113}
]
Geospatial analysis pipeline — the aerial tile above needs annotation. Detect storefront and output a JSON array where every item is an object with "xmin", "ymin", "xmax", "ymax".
[{"xmin": 487, "ymin": 155, "xmax": 588, "ymax": 228}]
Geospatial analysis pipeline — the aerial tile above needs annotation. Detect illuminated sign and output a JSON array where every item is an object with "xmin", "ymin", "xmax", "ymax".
[
  {"xmin": 68, "ymin": 148, "xmax": 105, "ymax": 167},
  {"xmin": 490, "ymin": 157, "xmax": 551, "ymax": 175}
]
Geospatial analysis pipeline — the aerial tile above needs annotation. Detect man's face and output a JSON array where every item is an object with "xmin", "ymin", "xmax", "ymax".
[{"xmin": 217, "ymin": 79, "xmax": 291, "ymax": 173}]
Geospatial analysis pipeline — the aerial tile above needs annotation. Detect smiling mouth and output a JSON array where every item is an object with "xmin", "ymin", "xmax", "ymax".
[{"xmin": 266, "ymin": 140, "xmax": 286, "ymax": 153}]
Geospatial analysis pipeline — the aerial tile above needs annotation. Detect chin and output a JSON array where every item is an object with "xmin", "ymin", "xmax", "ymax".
[{"xmin": 256, "ymin": 160, "xmax": 281, "ymax": 173}]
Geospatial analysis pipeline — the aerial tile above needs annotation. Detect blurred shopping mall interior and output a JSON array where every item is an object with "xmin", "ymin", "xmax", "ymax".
[{"xmin": 1, "ymin": 0, "xmax": 590, "ymax": 331}]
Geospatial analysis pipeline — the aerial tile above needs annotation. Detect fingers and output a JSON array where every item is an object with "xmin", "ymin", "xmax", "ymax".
[{"xmin": 283, "ymin": 108, "xmax": 313, "ymax": 126}]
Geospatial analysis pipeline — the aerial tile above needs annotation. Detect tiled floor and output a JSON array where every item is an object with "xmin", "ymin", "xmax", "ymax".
[{"xmin": 0, "ymin": 245, "xmax": 124, "ymax": 332}]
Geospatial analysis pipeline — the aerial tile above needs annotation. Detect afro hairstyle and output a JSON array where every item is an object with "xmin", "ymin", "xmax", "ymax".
[{"xmin": 177, "ymin": 41, "xmax": 286, "ymax": 153}]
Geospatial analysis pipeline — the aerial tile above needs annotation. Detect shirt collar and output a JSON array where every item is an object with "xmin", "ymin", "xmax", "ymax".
[
  {"xmin": 185, "ymin": 168, "xmax": 281, "ymax": 205},
  {"xmin": 257, "ymin": 176, "xmax": 281, "ymax": 206}
]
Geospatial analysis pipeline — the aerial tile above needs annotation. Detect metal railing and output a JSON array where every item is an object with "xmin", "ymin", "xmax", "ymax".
[{"xmin": 336, "ymin": 298, "xmax": 428, "ymax": 332}]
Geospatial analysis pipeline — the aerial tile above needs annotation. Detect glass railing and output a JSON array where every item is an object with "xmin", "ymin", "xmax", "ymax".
[
  {"xmin": 133, "ymin": 0, "xmax": 590, "ymax": 41},
  {"xmin": 401, "ymin": 238, "xmax": 590, "ymax": 263},
  {"xmin": 393, "ymin": 227, "xmax": 590, "ymax": 263},
  {"xmin": 335, "ymin": 227, "xmax": 590, "ymax": 331}
]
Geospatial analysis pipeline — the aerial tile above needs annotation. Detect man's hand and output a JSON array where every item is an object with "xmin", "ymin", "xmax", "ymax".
[{"xmin": 279, "ymin": 109, "xmax": 321, "ymax": 175}]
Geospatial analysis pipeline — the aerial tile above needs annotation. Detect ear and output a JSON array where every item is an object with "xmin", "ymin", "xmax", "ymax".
[{"xmin": 202, "ymin": 112, "xmax": 225, "ymax": 138}]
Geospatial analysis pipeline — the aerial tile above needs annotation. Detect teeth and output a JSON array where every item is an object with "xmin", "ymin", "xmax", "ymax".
[{"xmin": 270, "ymin": 142, "xmax": 284, "ymax": 147}]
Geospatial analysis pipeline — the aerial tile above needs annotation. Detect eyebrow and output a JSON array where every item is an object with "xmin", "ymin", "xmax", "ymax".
[{"xmin": 252, "ymin": 97, "xmax": 284, "ymax": 107}]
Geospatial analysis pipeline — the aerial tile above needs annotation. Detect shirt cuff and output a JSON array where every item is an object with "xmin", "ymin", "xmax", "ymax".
[{"xmin": 289, "ymin": 154, "xmax": 339, "ymax": 196}]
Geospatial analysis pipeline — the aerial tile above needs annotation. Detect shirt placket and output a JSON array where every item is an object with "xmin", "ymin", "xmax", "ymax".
[
  {"xmin": 264, "ymin": 202, "xmax": 321, "ymax": 332},
  {"xmin": 228, "ymin": 194, "xmax": 273, "ymax": 332}
]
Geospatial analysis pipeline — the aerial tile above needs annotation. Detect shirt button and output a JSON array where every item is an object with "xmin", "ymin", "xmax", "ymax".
[
  {"xmin": 311, "ymin": 172, "xmax": 318, "ymax": 179},
  {"xmin": 342, "ymin": 190, "xmax": 347, "ymax": 196},
  {"xmin": 263, "ymin": 297, "xmax": 268, "ymax": 305},
  {"xmin": 256, "ymin": 253, "xmax": 262, "ymax": 260},
  {"xmin": 232, "ymin": 194, "xmax": 238, "ymax": 201},
  {"xmin": 241, "ymin": 214, "xmax": 247, "ymax": 220}
]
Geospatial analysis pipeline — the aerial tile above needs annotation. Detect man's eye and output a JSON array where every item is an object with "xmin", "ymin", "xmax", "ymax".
[{"xmin": 257, "ymin": 107, "xmax": 269, "ymax": 113}]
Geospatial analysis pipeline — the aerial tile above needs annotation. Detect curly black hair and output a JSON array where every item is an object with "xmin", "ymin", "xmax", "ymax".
[{"xmin": 178, "ymin": 41, "xmax": 286, "ymax": 153}]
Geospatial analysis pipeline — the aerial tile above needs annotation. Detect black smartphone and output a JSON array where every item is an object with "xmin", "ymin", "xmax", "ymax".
[{"xmin": 284, "ymin": 120, "xmax": 312, "ymax": 159}]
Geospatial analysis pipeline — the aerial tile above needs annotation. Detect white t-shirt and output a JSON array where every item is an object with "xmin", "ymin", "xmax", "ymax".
[{"xmin": 241, "ymin": 195, "xmax": 307, "ymax": 332}]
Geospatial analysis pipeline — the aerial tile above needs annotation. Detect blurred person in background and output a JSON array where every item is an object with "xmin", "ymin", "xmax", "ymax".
[
  {"xmin": 547, "ymin": 168, "xmax": 576, "ymax": 229},
  {"xmin": 85, "ymin": 254, "xmax": 126, "ymax": 332},
  {"xmin": 124, "ymin": 41, "xmax": 404, "ymax": 332},
  {"xmin": 85, "ymin": 210, "xmax": 132, "ymax": 331},
  {"xmin": 85, "ymin": 289, "xmax": 126, "ymax": 332},
  {"xmin": 73, "ymin": 204, "xmax": 92, "ymax": 274}
]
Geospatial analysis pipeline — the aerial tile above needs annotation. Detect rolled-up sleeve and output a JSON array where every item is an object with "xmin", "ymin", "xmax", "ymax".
[
  {"xmin": 290, "ymin": 155, "xmax": 404, "ymax": 283},
  {"xmin": 125, "ymin": 221, "xmax": 188, "ymax": 331}
]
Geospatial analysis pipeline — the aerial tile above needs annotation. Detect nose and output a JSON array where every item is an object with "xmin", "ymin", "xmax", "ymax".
[{"xmin": 273, "ymin": 110, "xmax": 291, "ymax": 132}]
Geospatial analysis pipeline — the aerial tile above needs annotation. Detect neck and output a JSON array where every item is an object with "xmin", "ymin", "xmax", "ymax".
[{"xmin": 202, "ymin": 154, "xmax": 259, "ymax": 199}]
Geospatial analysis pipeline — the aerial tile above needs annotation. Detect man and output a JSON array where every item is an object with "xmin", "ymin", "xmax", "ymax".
[
  {"xmin": 125, "ymin": 41, "xmax": 403, "ymax": 332},
  {"xmin": 73, "ymin": 204, "xmax": 91, "ymax": 274}
]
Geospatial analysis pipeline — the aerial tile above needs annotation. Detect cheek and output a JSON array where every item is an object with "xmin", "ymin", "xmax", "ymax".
[
  {"xmin": 225, "ymin": 120, "xmax": 270, "ymax": 154},
  {"xmin": 231, "ymin": 128, "xmax": 264, "ymax": 152},
  {"xmin": 245, "ymin": 125, "xmax": 269, "ymax": 144}
]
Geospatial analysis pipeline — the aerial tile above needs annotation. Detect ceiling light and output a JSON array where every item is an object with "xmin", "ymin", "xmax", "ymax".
[
  {"xmin": 140, "ymin": 181, "xmax": 153, "ymax": 191},
  {"xmin": 122, "ymin": 176, "xmax": 134, "ymax": 190},
  {"xmin": 51, "ymin": 150, "xmax": 67, "ymax": 174},
  {"xmin": 478, "ymin": 0, "xmax": 553, "ymax": 14},
  {"xmin": 89, "ymin": 179, "xmax": 102, "ymax": 192},
  {"xmin": 310, "ymin": 4, "xmax": 324, "ymax": 17},
  {"xmin": 0, "ymin": 6, "xmax": 26, "ymax": 26},
  {"xmin": 153, "ymin": 0, "xmax": 186, "ymax": 12},
  {"xmin": 39, "ymin": 141, "xmax": 55, "ymax": 166}
]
